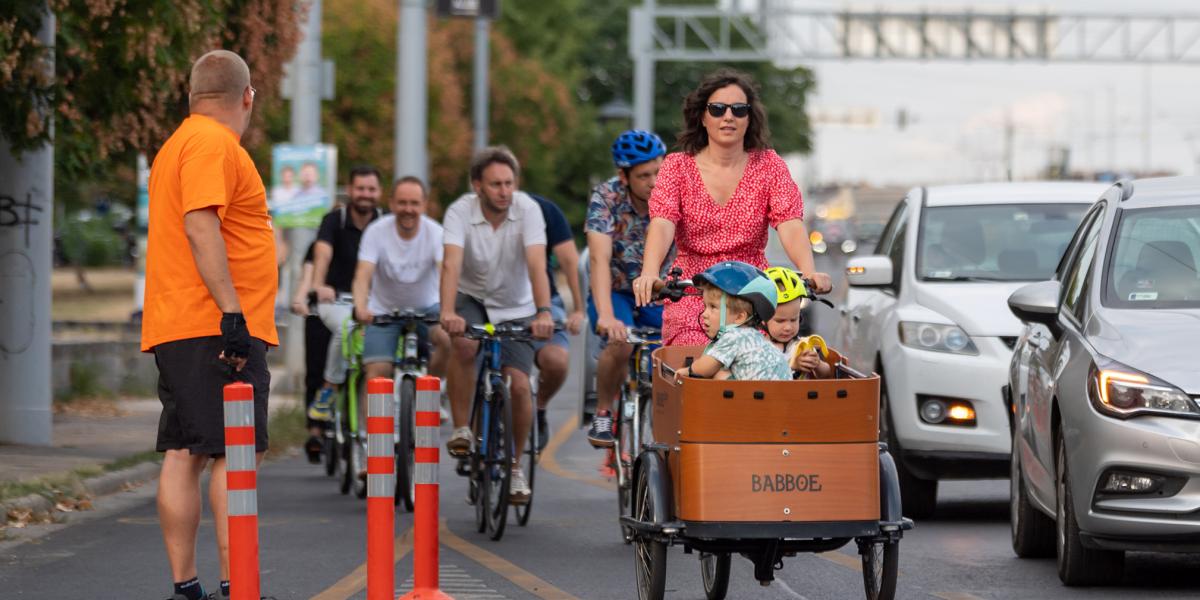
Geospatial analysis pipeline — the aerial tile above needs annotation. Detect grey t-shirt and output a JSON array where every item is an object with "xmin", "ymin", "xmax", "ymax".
[{"xmin": 704, "ymin": 326, "xmax": 791, "ymax": 381}]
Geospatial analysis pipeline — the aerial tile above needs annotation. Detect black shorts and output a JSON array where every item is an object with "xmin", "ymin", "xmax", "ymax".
[
  {"xmin": 154, "ymin": 336, "xmax": 270, "ymax": 456},
  {"xmin": 455, "ymin": 293, "xmax": 536, "ymax": 375}
]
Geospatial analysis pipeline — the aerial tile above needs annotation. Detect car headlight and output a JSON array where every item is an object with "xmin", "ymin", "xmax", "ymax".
[
  {"xmin": 1089, "ymin": 360, "xmax": 1200, "ymax": 419},
  {"xmin": 898, "ymin": 321, "xmax": 979, "ymax": 355}
]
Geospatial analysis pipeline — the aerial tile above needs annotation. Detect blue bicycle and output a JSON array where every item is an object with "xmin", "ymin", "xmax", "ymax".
[{"xmin": 462, "ymin": 321, "xmax": 560, "ymax": 540}]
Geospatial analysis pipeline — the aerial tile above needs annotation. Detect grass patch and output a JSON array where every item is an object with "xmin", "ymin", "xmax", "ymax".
[
  {"xmin": 55, "ymin": 362, "xmax": 113, "ymax": 403},
  {"xmin": 266, "ymin": 400, "xmax": 308, "ymax": 458},
  {"xmin": 104, "ymin": 450, "xmax": 160, "ymax": 473},
  {"xmin": 0, "ymin": 472, "xmax": 85, "ymax": 504}
]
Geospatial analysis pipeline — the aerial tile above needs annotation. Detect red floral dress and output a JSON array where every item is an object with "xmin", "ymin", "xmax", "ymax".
[{"xmin": 649, "ymin": 149, "xmax": 804, "ymax": 345}]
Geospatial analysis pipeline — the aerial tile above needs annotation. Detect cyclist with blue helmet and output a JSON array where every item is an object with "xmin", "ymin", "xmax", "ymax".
[
  {"xmin": 675, "ymin": 261, "xmax": 791, "ymax": 382},
  {"xmin": 584, "ymin": 129, "xmax": 675, "ymax": 447}
]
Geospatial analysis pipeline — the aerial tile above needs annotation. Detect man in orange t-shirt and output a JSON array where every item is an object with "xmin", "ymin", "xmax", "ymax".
[{"xmin": 142, "ymin": 49, "xmax": 277, "ymax": 600}]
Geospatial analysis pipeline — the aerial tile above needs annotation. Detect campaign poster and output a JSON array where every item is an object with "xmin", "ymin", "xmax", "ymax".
[{"xmin": 270, "ymin": 143, "xmax": 337, "ymax": 229}]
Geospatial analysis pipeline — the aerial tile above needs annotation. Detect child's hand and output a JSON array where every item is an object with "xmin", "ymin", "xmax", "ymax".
[
  {"xmin": 792, "ymin": 349, "xmax": 823, "ymax": 375},
  {"xmin": 675, "ymin": 366, "xmax": 690, "ymax": 383}
]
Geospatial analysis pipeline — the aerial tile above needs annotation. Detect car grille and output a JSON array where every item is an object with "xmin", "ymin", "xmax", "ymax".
[{"xmin": 1000, "ymin": 336, "xmax": 1018, "ymax": 350}]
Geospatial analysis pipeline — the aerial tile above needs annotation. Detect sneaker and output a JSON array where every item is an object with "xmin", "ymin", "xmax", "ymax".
[
  {"xmin": 587, "ymin": 410, "xmax": 615, "ymax": 448},
  {"xmin": 536, "ymin": 409, "xmax": 550, "ymax": 452},
  {"xmin": 307, "ymin": 387, "xmax": 334, "ymax": 422},
  {"xmin": 510, "ymin": 467, "xmax": 531, "ymax": 505},
  {"xmin": 446, "ymin": 426, "xmax": 473, "ymax": 457}
]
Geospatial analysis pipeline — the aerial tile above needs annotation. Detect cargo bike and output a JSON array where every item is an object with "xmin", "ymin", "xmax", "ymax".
[{"xmin": 622, "ymin": 334, "xmax": 914, "ymax": 600}]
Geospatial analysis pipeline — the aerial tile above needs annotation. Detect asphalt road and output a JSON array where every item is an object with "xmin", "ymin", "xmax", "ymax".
[{"xmin": 5, "ymin": 267, "xmax": 1200, "ymax": 599}]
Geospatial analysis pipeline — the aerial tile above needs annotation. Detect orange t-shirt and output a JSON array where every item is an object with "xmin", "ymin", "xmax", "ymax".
[{"xmin": 141, "ymin": 114, "xmax": 279, "ymax": 351}]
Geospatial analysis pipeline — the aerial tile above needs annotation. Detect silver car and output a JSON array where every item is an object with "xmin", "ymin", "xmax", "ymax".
[{"xmin": 1006, "ymin": 176, "xmax": 1200, "ymax": 585}]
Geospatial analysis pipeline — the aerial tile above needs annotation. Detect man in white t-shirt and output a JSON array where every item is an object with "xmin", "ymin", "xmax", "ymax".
[
  {"xmin": 352, "ymin": 176, "xmax": 450, "ymax": 389},
  {"xmin": 440, "ymin": 146, "xmax": 554, "ymax": 505}
]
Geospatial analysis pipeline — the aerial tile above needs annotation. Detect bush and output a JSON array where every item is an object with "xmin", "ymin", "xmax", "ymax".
[{"xmin": 58, "ymin": 214, "xmax": 125, "ymax": 267}]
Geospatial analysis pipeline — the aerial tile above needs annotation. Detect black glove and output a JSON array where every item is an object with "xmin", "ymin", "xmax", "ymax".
[{"xmin": 220, "ymin": 312, "xmax": 252, "ymax": 360}]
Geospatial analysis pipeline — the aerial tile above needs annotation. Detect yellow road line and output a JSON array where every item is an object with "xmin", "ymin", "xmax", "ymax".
[
  {"xmin": 310, "ymin": 526, "xmax": 414, "ymax": 600},
  {"xmin": 439, "ymin": 519, "xmax": 581, "ymax": 600},
  {"xmin": 818, "ymin": 550, "xmax": 861, "ymax": 571},
  {"xmin": 539, "ymin": 413, "xmax": 615, "ymax": 491}
]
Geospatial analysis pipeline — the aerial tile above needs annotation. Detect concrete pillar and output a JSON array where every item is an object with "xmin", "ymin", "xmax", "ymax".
[
  {"xmin": 0, "ymin": 4, "xmax": 54, "ymax": 446},
  {"xmin": 283, "ymin": 0, "xmax": 323, "ymax": 389},
  {"xmin": 396, "ymin": 0, "xmax": 429, "ymax": 183}
]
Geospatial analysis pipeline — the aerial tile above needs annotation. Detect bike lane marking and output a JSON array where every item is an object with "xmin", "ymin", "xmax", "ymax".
[
  {"xmin": 438, "ymin": 519, "xmax": 581, "ymax": 600},
  {"xmin": 309, "ymin": 526, "xmax": 414, "ymax": 600},
  {"xmin": 932, "ymin": 593, "xmax": 988, "ymax": 600}
]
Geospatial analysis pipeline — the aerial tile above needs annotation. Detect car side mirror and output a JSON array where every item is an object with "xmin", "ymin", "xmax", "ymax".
[
  {"xmin": 1008, "ymin": 280, "xmax": 1062, "ymax": 334},
  {"xmin": 846, "ymin": 255, "xmax": 893, "ymax": 287}
]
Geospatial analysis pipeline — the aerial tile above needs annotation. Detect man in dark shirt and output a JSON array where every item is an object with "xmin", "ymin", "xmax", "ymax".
[
  {"xmin": 308, "ymin": 165, "xmax": 382, "ymax": 420},
  {"xmin": 529, "ymin": 194, "xmax": 585, "ymax": 450}
]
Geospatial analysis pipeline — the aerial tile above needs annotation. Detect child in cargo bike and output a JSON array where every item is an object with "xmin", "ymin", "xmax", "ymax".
[
  {"xmin": 673, "ymin": 261, "xmax": 791, "ymax": 382},
  {"xmin": 765, "ymin": 266, "xmax": 834, "ymax": 379}
]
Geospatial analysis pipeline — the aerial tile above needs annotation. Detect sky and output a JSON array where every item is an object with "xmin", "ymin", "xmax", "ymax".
[{"xmin": 755, "ymin": 1, "xmax": 1200, "ymax": 187}]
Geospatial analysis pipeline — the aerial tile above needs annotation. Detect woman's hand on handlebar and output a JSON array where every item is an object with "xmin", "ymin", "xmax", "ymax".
[
  {"xmin": 595, "ymin": 314, "xmax": 628, "ymax": 344},
  {"xmin": 632, "ymin": 274, "xmax": 662, "ymax": 307},
  {"xmin": 808, "ymin": 272, "xmax": 833, "ymax": 294}
]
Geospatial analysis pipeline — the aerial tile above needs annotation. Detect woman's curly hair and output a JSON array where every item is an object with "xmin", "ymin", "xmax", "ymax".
[{"xmin": 676, "ymin": 68, "xmax": 771, "ymax": 155}]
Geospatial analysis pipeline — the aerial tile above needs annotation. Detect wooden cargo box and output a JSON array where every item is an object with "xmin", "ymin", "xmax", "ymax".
[{"xmin": 651, "ymin": 345, "xmax": 881, "ymax": 523}]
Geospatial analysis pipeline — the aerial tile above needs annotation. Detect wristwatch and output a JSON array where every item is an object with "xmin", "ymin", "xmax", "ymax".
[{"xmin": 536, "ymin": 306, "xmax": 552, "ymax": 315}]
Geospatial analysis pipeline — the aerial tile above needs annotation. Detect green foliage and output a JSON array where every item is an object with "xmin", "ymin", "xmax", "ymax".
[
  {"xmin": 58, "ymin": 214, "xmax": 126, "ymax": 268},
  {"xmin": 58, "ymin": 361, "xmax": 110, "ymax": 401}
]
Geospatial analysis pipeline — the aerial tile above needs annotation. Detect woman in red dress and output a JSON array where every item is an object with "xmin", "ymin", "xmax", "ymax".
[{"xmin": 632, "ymin": 69, "xmax": 831, "ymax": 346}]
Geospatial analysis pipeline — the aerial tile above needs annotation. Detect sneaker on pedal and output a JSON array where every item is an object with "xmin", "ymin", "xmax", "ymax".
[
  {"xmin": 587, "ymin": 410, "xmax": 615, "ymax": 448},
  {"xmin": 536, "ymin": 408, "xmax": 550, "ymax": 452},
  {"xmin": 510, "ymin": 467, "xmax": 531, "ymax": 505},
  {"xmin": 304, "ymin": 435, "xmax": 323, "ymax": 464},
  {"xmin": 446, "ymin": 426, "xmax": 473, "ymax": 457},
  {"xmin": 307, "ymin": 387, "xmax": 335, "ymax": 422}
]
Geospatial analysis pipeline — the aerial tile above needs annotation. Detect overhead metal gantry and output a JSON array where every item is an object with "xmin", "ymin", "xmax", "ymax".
[{"xmin": 630, "ymin": 3, "xmax": 1200, "ymax": 129}]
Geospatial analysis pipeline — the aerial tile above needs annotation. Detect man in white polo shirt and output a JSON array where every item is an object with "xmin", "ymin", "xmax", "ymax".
[{"xmin": 440, "ymin": 146, "xmax": 554, "ymax": 504}]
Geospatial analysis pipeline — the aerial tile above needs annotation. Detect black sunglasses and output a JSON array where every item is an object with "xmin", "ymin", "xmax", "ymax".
[{"xmin": 706, "ymin": 102, "xmax": 751, "ymax": 118}]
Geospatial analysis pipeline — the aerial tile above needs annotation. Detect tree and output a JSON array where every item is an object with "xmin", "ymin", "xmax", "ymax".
[{"xmin": 1, "ymin": 1, "xmax": 307, "ymax": 211}]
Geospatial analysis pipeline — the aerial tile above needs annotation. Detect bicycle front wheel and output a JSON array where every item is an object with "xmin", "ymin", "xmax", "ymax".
[
  {"xmin": 482, "ymin": 385, "xmax": 513, "ymax": 540},
  {"xmin": 395, "ymin": 375, "xmax": 416, "ymax": 511}
]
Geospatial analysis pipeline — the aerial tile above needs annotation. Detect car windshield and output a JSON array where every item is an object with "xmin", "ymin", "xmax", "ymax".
[
  {"xmin": 1104, "ymin": 206, "xmax": 1200, "ymax": 309},
  {"xmin": 917, "ymin": 203, "xmax": 1087, "ymax": 282}
]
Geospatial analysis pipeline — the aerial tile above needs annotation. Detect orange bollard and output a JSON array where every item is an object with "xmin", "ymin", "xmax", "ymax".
[
  {"xmin": 366, "ymin": 378, "xmax": 396, "ymax": 600},
  {"xmin": 400, "ymin": 376, "xmax": 453, "ymax": 600},
  {"xmin": 224, "ymin": 382, "xmax": 260, "ymax": 600}
]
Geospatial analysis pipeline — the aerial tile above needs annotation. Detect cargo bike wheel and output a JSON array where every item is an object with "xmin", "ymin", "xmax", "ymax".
[
  {"xmin": 858, "ymin": 536, "xmax": 899, "ymax": 600},
  {"xmin": 632, "ymin": 453, "xmax": 668, "ymax": 600},
  {"xmin": 699, "ymin": 552, "xmax": 731, "ymax": 600}
]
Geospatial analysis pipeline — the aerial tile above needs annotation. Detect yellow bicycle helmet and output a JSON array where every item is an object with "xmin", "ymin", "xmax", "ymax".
[{"xmin": 766, "ymin": 266, "xmax": 807, "ymax": 304}]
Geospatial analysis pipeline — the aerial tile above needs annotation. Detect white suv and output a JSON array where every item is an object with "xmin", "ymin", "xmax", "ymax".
[{"xmin": 836, "ymin": 182, "xmax": 1107, "ymax": 518}]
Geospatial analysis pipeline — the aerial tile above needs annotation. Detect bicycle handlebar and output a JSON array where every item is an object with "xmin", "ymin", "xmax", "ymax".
[
  {"xmin": 463, "ymin": 321, "xmax": 565, "ymax": 342},
  {"xmin": 372, "ymin": 311, "xmax": 441, "ymax": 326}
]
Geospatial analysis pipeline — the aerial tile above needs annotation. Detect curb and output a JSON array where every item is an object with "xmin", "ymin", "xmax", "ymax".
[{"xmin": 1, "ymin": 459, "xmax": 161, "ymax": 517}]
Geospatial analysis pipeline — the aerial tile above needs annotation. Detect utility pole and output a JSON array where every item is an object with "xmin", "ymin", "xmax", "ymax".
[
  {"xmin": 473, "ymin": 16, "xmax": 490, "ymax": 151},
  {"xmin": 1142, "ymin": 66, "xmax": 1152, "ymax": 173},
  {"xmin": 396, "ymin": 0, "xmax": 428, "ymax": 183},
  {"xmin": 0, "ymin": 2, "xmax": 53, "ymax": 446},
  {"xmin": 632, "ymin": 0, "xmax": 656, "ymax": 131},
  {"xmin": 1003, "ymin": 109, "xmax": 1015, "ymax": 182},
  {"xmin": 283, "ymin": 0, "xmax": 324, "ymax": 390}
]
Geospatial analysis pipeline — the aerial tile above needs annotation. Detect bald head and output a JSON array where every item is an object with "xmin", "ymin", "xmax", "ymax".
[{"xmin": 189, "ymin": 50, "xmax": 251, "ymax": 108}]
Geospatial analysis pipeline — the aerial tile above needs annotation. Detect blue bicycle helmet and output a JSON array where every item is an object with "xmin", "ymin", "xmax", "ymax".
[
  {"xmin": 611, "ymin": 130, "xmax": 667, "ymax": 169},
  {"xmin": 693, "ymin": 261, "xmax": 779, "ymax": 329}
]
